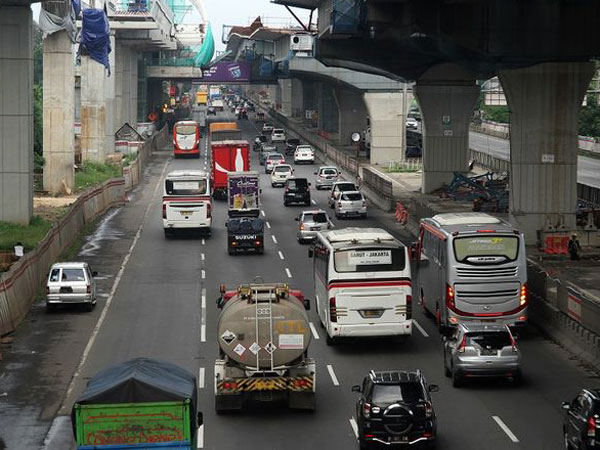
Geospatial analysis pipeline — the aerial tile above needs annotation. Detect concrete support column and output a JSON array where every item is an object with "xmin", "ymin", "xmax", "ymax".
[
  {"xmin": 414, "ymin": 65, "xmax": 479, "ymax": 193},
  {"xmin": 363, "ymin": 90, "xmax": 412, "ymax": 165},
  {"xmin": 499, "ymin": 62, "xmax": 595, "ymax": 241},
  {"xmin": 43, "ymin": 30, "xmax": 74, "ymax": 195},
  {"xmin": 130, "ymin": 52, "xmax": 138, "ymax": 123},
  {"xmin": 0, "ymin": 6, "xmax": 33, "ymax": 223},
  {"xmin": 278, "ymin": 78, "xmax": 293, "ymax": 117},
  {"xmin": 80, "ymin": 55, "xmax": 107, "ymax": 162},
  {"xmin": 334, "ymin": 87, "xmax": 368, "ymax": 146},
  {"xmin": 291, "ymin": 78, "xmax": 303, "ymax": 118},
  {"xmin": 103, "ymin": 32, "xmax": 116, "ymax": 156},
  {"xmin": 114, "ymin": 43, "xmax": 124, "ymax": 130},
  {"xmin": 319, "ymin": 83, "xmax": 338, "ymax": 135}
]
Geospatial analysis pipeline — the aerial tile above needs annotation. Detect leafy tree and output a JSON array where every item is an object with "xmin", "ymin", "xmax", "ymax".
[{"xmin": 578, "ymin": 95, "xmax": 600, "ymax": 138}]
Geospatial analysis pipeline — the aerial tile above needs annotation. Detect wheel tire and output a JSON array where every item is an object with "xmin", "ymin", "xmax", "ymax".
[
  {"xmin": 444, "ymin": 358, "xmax": 451, "ymax": 378},
  {"xmin": 85, "ymin": 302, "xmax": 94, "ymax": 312},
  {"xmin": 358, "ymin": 437, "xmax": 369, "ymax": 450},
  {"xmin": 451, "ymin": 366, "xmax": 462, "ymax": 388},
  {"xmin": 271, "ymin": 183, "xmax": 275, "ymax": 187},
  {"xmin": 362, "ymin": 213, "xmax": 367, "ymax": 219},
  {"xmin": 164, "ymin": 229, "xmax": 171, "ymax": 239},
  {"xmin": 284, "ymin": 201, "xmax": 289, "ymax": 207},
  {"xmin": 326, "ymin": 334, "xmax": 336, "ymax": 346},
  {"xmin": 46, "ymin": 303, "xmax": 56, "ymax": 313}
]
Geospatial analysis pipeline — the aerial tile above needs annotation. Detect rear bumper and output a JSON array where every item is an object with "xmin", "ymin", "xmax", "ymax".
[
  {"xmin": 448, "ymin": 307, "xmax": 528, "ymax": 327},
  {"xmin": 330, "ymin": 321, "xmax": 412, "ymax": 337},
  {"xmin": 47, "ymin": 294, "xmax": 93, "ymax": 304},
  {"xmin": 163, "ymin": 219, "xmax": 211, "ymax": 229},
  {"xmin": 284, "ymin": 193, "xmax": 310, "ymax": 203},
  {"xmin": 454, "ymin": 361, "xmax": 521, "ymax": 378},
  {"xmin": 337, "ymin": 208, "xmax": 367, "ymax": 216}
]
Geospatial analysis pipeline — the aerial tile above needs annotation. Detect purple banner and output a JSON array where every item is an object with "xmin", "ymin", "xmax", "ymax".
[
  {"xmin": 202, "ymin": 62, "xmax": 250, "ymax": 82},
  {"xmin": 228, "ymin": 174, "xmax": 260, "ymax": 211}
]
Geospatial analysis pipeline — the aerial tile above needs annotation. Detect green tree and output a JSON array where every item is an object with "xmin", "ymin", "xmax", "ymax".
[
  {"xmin": 33, "ymin": 22, "xmax": 44, "ymax": 170},
  {"xmin": 578, "ymin": 96, "xmax": 600, "ymax": 138}
]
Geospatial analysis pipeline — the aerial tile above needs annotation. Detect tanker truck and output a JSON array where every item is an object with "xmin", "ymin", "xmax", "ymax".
[{"xmin": 214, "ymin": 282, "xmax": 316, "ymax": 413}]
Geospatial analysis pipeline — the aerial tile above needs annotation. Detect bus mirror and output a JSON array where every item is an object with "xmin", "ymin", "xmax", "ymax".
[
  {"xmin": 303, "ymin": 299, "xmax": 311, "ymax": 311},
  {"xmin": 308, "ymin": 249, "xmax": 314, "ymax": 258}
]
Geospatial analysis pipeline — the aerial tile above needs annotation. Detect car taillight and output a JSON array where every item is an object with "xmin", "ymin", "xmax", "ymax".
[
  {"xmin": 457, "ymin": 335, "xmax": 467, "ymax": 353},
  {"xmin": 255, "ymin": 240, "xmax": 262, "ymax": 246},
  {"xmin": 362, "ymin": 402, "xmax": 371, "ymax": 419},
  {"xmin": 362, "ymin": 201, "xmax": 366, "ymax": 207},
  {"xmin": 329, "ymin": 297, "xmax": 337, "ymax": 322},
  {"xmin": 588, "ymin": 416, "xmax": 597, "ymax": 437},
  {"xmin": 424, "ymin": 401, "xmax": 433, "ymax": 418},
  {"xmin": 86, "ymin": 285, "xmax": 91, "ymax": 294},
  {"xmin": 406, "ymin": 295, "xmax": 412, "ymax": 320},
  {"xmin": 446, "ymin": 284, "xmax": 455, "ymax": 309},
  {"xmin": 285, "ymin": 187, "xmax": 289, "ymax": 193},
  {"xmin": 45, "ymin": 286, "xmax": 50, "ymax": 295},
  {"xmin": 299, "ymin": 223, "xmax": 305, "ymax": 230},
  {"xmin": 520, "ymin": 283, "xmax": 527, "ymax": 306},
  {"xmin": 207, "ymin": 203, "xmax": 212, "ymax": 218},
  {"xmin": 337, "ymin": 202, "xmax": 342, "ymax": 208},
  {"xmin": 162, "ymin": 203, "xmax": 166, "ymax": 219}
]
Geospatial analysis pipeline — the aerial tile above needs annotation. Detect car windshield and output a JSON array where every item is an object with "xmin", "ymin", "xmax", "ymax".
[
  {"xmin": 334, "ymin": 247, "xmax": 405, "ymax": 273},
  {"xmin": 453, "ymin": 235, "xmax": 519, "ymax": 263},
  {"xmin": 288, "ymin": 179, "xmax": 308, "ymax": 189},
  {"xmin": 166, "ymin": 179, "xmax": 207, "ymax": 195},
  {"xmin": 175, "ymin": 124, "xmax": 196, "ymax": 135},
  {"xmin": 304, "ymin": 212, "xmax": 328, "ymax": 223},
  {"xmin": 372, "ymin": 383, "xmax": 424, "ymax": 404},
  {"xmin": 275, "ymin": 165, "xmax": 291, "ymax": 172},
  {"xmin": 336, "ymin": 183, "xmax": 356, "ymax": 192},
  {"xmin": 342, "ymin": 193, "xmax": 362, "ymax": 201},
  {"xmin": 466, "ymin": 331, "xmax": 513, "ymax": 349},
  {"xmin": 297, "ymin": 146, "xmax": 312, "ymax": 152},
  {"xmin": 61, "ymin": 268, "xmax": 86, "ymax": 282}
]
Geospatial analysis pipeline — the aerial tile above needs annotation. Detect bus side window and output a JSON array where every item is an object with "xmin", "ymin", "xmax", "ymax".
[{"xmin": 438, "ymin": 239, "xmax": 446, "ymax": 267}]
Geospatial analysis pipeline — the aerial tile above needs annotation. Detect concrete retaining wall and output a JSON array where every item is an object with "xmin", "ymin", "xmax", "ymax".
[{"xmin": 0, "ymin": 126, "xmax": 166, "ymax": 336}]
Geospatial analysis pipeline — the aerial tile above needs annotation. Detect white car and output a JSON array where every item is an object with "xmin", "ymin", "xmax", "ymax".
[
  {"xmin": 262, "ymin": 123, "xmax": 274, "ymax": 133},
  {"xmin": 334, "ymin": 190, "xmax": 367, "ymax": 219},
  {"xmin": 328, "ymin": 181, "xmax": 360, "ymax": 208},
  {"xmin": 271, "ymin": 128, "xmax": 286, "ymax": 143},
  {"xmin": 265, "ymin": 153, "xmax": 286, "ymax": 174},
  {"xmin": 406, "ymin": 117, "xmax": 418, "ymax": 129},
  {"xmin": 294, "ymin": 145, "xmax": 315, "ymax": 164},
  {"xmin": 270, "ymin": 164, "xmax": 294, "ymax": 187},
  {"xmin": 46, "ymin": 262, "xmax": 98, "ymax": 312}
]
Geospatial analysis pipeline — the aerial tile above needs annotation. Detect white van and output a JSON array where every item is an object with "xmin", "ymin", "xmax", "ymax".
[
  {"xmin": 162, "ymin": 170, "xmax": 212, "ymax": 237},
  {"xmin": 415, "ymin": 213, "xmax": 528, "ymax": 329},
  {"xmin": 310, "ymin": 228, "xmax": 412, "ymax": 345}
]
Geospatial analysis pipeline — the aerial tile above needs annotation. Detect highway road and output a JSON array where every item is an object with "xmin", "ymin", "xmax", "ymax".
[
  {"xmin": 469, "ymin": 131, "xmax": 600, "ymax": 189},
  {"xmin": 1, "ymin": 110, "xmax": 598, "ymax": 450}
]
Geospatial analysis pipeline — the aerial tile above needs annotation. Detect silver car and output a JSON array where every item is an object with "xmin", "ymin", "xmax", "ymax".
[
  {"xmin": 328, "ymin": 181, "xmax": 359, "ymax": 208},
  {"xmin": 46, "ymin": 262, "xmax": 97, "ymax": 312},
  {"xmin": 314, "ymin": 166, "xmax": 340, "ymax": 190},
  {"xmin": 443, "ymin": 323, "xmax": 522, "ymax": 387},
  {"xmin": 334, "ymin": 191, "xmax": 367, "ymax": 219},
  {"xmin": 295, "ymin": 210, "xmax": 333, "ymax": 243}
]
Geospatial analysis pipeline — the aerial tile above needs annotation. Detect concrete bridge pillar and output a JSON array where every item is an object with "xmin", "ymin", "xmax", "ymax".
[
  {"xmin": 129, "ymin": 51, "xmax": 139, "ymax": 124},
  {"xmin": 334, "ymin": 87, "xmax": 367, "ymax": 146},
  {"xmin": 319, "ymin": 83, "xmax": 339, "ymax": 136},
  {"xmin": 291, "ymin": 78, "xmax": 303, "ymax": 118},
  {"xmin": 115, "ymin": 43, "xmax": 124, "ymax": 130},
  {"xmin": 363, "ymin": 90, "xmax": 412, "ymax": 165},
  {"xmin": 43, "ymin": 29, "xmax": 74, "ymax": 195},
  {"xmin": 278, "ymin": 78, "xmax": 292, "ymax": 117},
  {"xmin": 499, "ymin": 62, "xmax": 595, "ymax": 242},
  {"xmin": 0, "ymin": 6, "xmax": 33, "ymax": 223},
  {"xmin": 414, "ymin": 64, "xmax": 479, "ymax": 193},
  {"xmin": 103, "ymin": 32, "xmax": 116, "ymax": 156},
  {"xmin": 81, "ymin": 56, "xmax": 107, "ymax": 162},
  {"xmin": 115, "ymin": 44, "xmax": 138, "ymax": 128}
]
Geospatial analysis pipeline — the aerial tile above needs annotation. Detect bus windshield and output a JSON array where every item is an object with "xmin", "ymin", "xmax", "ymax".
[
  {"xmin": 334, "ymin": 247, "xmax": 405, "ymax": 273},
  {"xmin": 166, "ymin": 179, "xmax": 207, "ymax": 195},
  {"xmin": 175, "ymin": 124, "xmax": 197, "ymax": 135},
  {"xmin": 453, "ymin": 235, "xmax": 519, "ymax": 263}
]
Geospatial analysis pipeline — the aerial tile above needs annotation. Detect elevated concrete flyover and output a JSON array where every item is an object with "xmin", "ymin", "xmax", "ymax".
[{"xmin": 275, "ymin": 0, "xmax": 600, "ymax": 242}]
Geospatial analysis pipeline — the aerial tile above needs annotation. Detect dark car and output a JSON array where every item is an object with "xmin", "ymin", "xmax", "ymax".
[
  {"xmin": 284, "ymin": 178, "xmax": 311, "ymax": 206},
  {"xmin": 207, "ymin": 106, "xmax": 216, "ymax": 116},
  {"xmin": 352, "ymin": 371, "xmax": 439, "ymax": 450},
  {"xmin": 563, "ymin": 389, "xmax": 600, "ymax": 450},
  {"xmin": 226, "ymin": 217, "xmax": 264, "ymax": 255},
  {"xmin": 254, "ymin": 134, "xmax": 268, "ymax": 151},
  {"xmin": 285, "ymin": 138, "xmax": 301, "ymax": 155}
]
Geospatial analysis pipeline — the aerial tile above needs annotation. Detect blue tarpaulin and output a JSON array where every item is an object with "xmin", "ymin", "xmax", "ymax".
[
  {"xmin": 72, "ymin": 0, "xmax": 81, "ymax": 18},
  {"xmin": 80, "ymin": 9, "xmax": 111, "ymax": 74}
]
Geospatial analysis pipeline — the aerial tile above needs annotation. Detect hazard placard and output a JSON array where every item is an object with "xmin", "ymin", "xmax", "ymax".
[
  {"xmin": 220, "ymin": 330, "xmax": 237, "ymax": 345},
  {"xmin": 264, "ymin": 342, "xmax": 277, "ymax": 354},
  {"xmin": 249, "ymin": 342, "xmax": 261, "ymax": 355},
  {"xmin": 233, "ymin": 343, "xmax": 246, "ymax": 356}
]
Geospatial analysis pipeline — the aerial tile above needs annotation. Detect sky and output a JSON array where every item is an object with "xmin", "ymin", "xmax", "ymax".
[{"xmin": 31, "ymin": 1, "xmax": 313, "ymax": 52}]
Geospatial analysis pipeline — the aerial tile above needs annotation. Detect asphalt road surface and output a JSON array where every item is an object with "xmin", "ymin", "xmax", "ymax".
[{"xmin": 1, "ymin": 109, "xmax": 598, "ymax": 450}]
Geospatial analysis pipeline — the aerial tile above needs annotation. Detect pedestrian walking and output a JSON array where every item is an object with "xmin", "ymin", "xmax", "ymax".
[{"xmin": 568, "ymin": 233, "xmax": 581, "ymax": 260}]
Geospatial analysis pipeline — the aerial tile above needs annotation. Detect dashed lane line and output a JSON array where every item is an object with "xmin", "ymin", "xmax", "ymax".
[
  {"xmin": 311, "ymin": 199, "xmax": 316, "ymax": 205},
  {"xmin": 309, "ymin": 322, "xmax": 320, "ymax": 340},
  {"xmin": 198, "ymin": 367, "xmax": 205, "ymax": 389},
  {"xmin": 202, "ymin": 238, "xmax": 205, "ymax": 245},
  {"xmin": 349, "ymin": 417, "xmax": 359, "ymax": 439},
  {"xmin": 261, "ymin": 210, "xmax": 266, "ymax": 217},
  {"xmin": 266, "ymin": 221, "xmax": 271, "ymax": 229},
  {"xmin": 327, "ymin": 364, "xmax": 340, "ymax": 386},
  {"xmin": 285, "ymin": 268, "xmax": 292, "ymax": 278},
  {"xmin": 492, "ymin": 416, "xmax": 519, "ymax": 443},
  {"xmin": 201, "ymin": 270, "xmax": 206, "ymax": 279},
  {"xmin": 278, "ymin": 251, "xmax": 285, "ymax": 260},
  {"xmin": 197, "ymin": 425, "xmax": 204, "ymax": 449},
  {"xmin": 412, "ymin": 320, "xmax": 429, "ymax": 338},
  {"xmin": 201, "ymin": 288, "xmax": 206, "ymax": 342},
  {"xmin": 201, "ymin": 253, "xmax": 205, "ymax": 261},
  {"xmin": 271, "ymin": 235, "xmax": 278, "ymax": 244}
]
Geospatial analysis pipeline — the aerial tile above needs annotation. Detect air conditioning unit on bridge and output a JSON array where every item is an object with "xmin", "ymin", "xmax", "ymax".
[{"xmin": 290, "ymin": 34, "xmax": 314, "ymax": 57}]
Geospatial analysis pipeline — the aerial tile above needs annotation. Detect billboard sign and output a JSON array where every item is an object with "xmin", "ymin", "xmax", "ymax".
[{"xmin": 202, "ymin": 62, "xmax": 250, "ymax": 82}]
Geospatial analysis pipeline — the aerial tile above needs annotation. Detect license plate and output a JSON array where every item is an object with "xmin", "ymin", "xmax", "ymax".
[
  {"xmin": 481, "ymin": 318, "xmax": 496, "ymax": 322},
  {"xmin": 180, "ymin": 211, "xmax": 193, "ymax": 216},
  {"xmin": 253, "ymin": 379, "xmax": 278, "ymax": 390},
  {"xmin": 310, "ymin": 227, "xmax": 320, "ymax": 231},
  {"xmin": 390, "ymin": 436, "xmax": 408, "ymax": 443}
]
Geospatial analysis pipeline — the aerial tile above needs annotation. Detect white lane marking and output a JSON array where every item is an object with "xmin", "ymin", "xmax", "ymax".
[
  {"xmin": 197, "ymin": 425, "xmax": 204, "ymax": 449},
  {"xmin": 261, "ymin": 210, "xmax": 266, "ymax": 217},
  {"xmin": 492, "ymin": 416, "xmax": 519, "ymax": 443},
  {"xmin": 98, "ymin": 293, "xmax": 109, "ymax": 298},
  {"xmin": 201, "ymin": 270, "xmax": 206, "ymax": 279},
  {"xmin": 285, "ymin": 268, "xmax": 292, "ymax": 278},
  {"xmin": 202, "ymin": 238, "xmax": 205, "ymax": 245},
  {"xmin": 349, "ymin": 417, "xmax": 359, "ymax": 439},
  {"xmin": 198, "ymin": 367, "xmax": 205, "ymax": 389},
  {"xmin": 412, "ymin": 320, "xmax": 429, "ymax": 338},
  {"xmin": 266, "ymin": 221, "xmax": 271, "ymax": 229},
  {"xmin": 327, "ymin": 364, "xmax": 340, "ymax": 386},
  {"xmin": 93, "ymin": 276, "xmax": 111, "ymax": 280},
  {"xmin": 61, "ymin": 155, "xmax": 170, "ymax": 411},
  {"xmin": 309, "ymin": 322, "xmax": 320, "ymax": 340},
  {"xmin": 201, "ymin": 288, "xmax": 206, "ymax": 342},
  {"xmin": 272, "ymin": 235, "xmax": 278, "ymax": 244},
  {"xmin": 311, "ymin": 199, "xmax": 316, "ymax": 205},
  {"xmin": 201, "ymin": 253, "xmax": 205, "ymax": 261},
  {"xmin": 278, "ymin": 250, "xmax": 284, "ymax": 260}
]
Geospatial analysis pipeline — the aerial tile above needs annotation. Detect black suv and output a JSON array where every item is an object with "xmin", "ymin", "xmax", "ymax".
[
  {"xmin": 352, "ymin": 371, "xmax": 438, "ymax": 449},
  {"xmin": 284, "ymin": 178, "xmax": 311, "ymax": 206},
  {"xmin": 563, "ymin": 389, "xmax": 600, "ymax": 450}
]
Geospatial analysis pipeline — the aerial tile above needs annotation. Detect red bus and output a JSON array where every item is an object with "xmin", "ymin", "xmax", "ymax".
[{"xmin": 173, "ymin": 120, "xmax": 200, "ymax": 158}]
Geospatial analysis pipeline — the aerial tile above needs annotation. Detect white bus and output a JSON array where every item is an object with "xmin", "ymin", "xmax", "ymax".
[
  {"xmin": 310, "ymin": 228, "xmax": 413, "ymax": 345},
  {"xmin": 415, "ymin": 213, "xmax": 527, "ymax": 329},
  {"xmin": 162, "ymin": 170, "xmax": 212, "ymax": 238}
]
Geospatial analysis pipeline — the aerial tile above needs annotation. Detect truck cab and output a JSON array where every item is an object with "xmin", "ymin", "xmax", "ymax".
[{"xmin": 226, "ymin": 217, "xmax": 264, "ymax": 254}]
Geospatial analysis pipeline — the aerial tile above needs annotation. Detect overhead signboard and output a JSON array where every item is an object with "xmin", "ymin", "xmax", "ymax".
[{"xmin": 202, "ymin": 62, "xmax": 250, "ymax": 83}]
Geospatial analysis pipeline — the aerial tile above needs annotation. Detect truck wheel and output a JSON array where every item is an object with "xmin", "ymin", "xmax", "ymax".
[
  {"xmin": 46, "ymin": 303, "xmax": 56, "ymax": 313},
  {"xmin": 85, "ymin": 302, "xmax": 94, "ymax": 312},
  {"xmin": 359, "ymin": 437, "xmax": 370, "ymax": 450},
  {"xmin": 326, "ymin": 334, "xmax": 336, "ymax": 346},
  {"xmin": 164, "ymin": 229, "xmax": 172, "ymax": 239}
]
